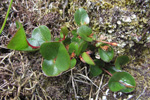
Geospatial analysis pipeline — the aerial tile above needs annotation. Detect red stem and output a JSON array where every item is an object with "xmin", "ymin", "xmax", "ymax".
[
  {"xmin": 70, "ymin": 52, "xmax": 76, "ymax": 59},
  {"xmin": 26, "ymin": 39, "xmax": 40, "ymax": 49},
  {"xmin": 59, "ymin": 35, "xmax": 66, "ymax": 42},
  {"xmin": 86, "ymin": 50, "xmax": 92, "ymax": 55},
  {"xmin": 102, "ymin": 68, "xmax": 112, "ymax": 76},
  {"xmin": 79, "ymin": 55, "xmax": 85, "ymax": 63},
  {"xmin": 96, "ymin": 40, "xmax": 117, "ymax": 46}
]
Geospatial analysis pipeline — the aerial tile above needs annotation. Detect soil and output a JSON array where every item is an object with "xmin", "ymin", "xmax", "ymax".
[{"xmin": 0, "ymin": 0, "xmax": 150, "ymax": 100}]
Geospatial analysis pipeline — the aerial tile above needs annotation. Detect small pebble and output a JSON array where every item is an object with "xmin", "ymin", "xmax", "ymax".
[
  {"xmin": 127, "ymin": 95, "xmax": 133, "ymax": 99},
  {"xmin": 117, "ymin": 21, "xmax": 121, "ymax": 25},
  {"xmin": 122, "ymin": 16, "xmax": 132, "ymax": 22},
  {"xmin": 108, "ymin": 29, "xmax": 114, "ymax": 33},
  {"xmin": 131, "ymin": 14, "xmax": 136, "ymax": 19},
  {"xmin": 102, "ymin": 96, "xmax": 107, "ymax": 100}
]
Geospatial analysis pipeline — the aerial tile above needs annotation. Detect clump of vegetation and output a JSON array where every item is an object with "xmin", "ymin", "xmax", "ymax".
[{"xmin": 7, "ymin": 8, "xmax": 136, "ymax": 93}]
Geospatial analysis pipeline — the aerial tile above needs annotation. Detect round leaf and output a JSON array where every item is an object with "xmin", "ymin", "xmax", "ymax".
[
  {"xmin": 31, "ymin": 25, "xmax": 51, "ymax": 46},
  {"xmin": 115, "ymin": 55, "xmax": 129, "ymax": 70},
  {"xmin": 77, "ymin": 25, "xmax": 93, "ymax": 42},
  {"xmin": 108, "ymin": 72, "xmax": 136, "ymax": 93},
  {"xmin": 90, "ymin": 59, "xmax": 104, "ymax": 77},
  {"xmin": 90, "ymin": 65, "xmax": 102, "ymax": 77},
  {"xmin": 74, "ymin": 8, "xmax": 89, "ymax": 25},
  {"xmin": 42, "ymin": 59, "xmax": 61, "ymax": 76},
  {"xmin": 98, "ymin": 44, "xmax": 114, "ymax": 62},
  {"xmin": 40, "ymin": 42, "xmax": 60, "ymax": 60},
  {"xmin": 82, "ymin": 52, "xmax": 95, "ymax": 65}
]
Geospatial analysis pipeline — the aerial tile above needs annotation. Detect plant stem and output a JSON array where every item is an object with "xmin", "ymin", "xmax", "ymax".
[
  {"xmin": 59, "ymin": 35, "xmax": 66, "ymax": 42},
  {"xmin": 102, "ymin": 68, "xmax": 112, "ymax": 76},
  {"xmin": 97, "ymin": 40, "xmax": 117, "ymax": 46},
  {"xmin": 79, "ymin": 55, "xmax": 85, "ymax": 63},
  {"xmin": 0, "ymin": 0, "xmax": 13, "ymax": 35}
]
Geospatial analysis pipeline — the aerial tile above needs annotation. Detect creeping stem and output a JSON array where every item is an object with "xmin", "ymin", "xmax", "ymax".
[
  {"xmin": 0, "ymin": 0, "xmax": 13, "ymax": 35},
  {"xmin": 59, "ymin": 35, "xmax": 66, "ymax": 42},
  {"xmin": 102, "ymin": 68, "xmax": 112, "ymax": 76}
]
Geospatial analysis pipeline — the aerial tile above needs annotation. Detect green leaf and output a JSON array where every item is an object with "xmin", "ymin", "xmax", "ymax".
[
  {"xmin": 41, "ymin": 42, "xmax": 70, "ymax": 76},
  {"xmin": 94, "ymin": 59, "xmax": 105, "ymax": 67},
  {"xmin": 68, "ymin": 42, "xmax": 79, "ymax": 54},
  {"xmin": 77, "ymin": 41, "xmax": 88, "ymax": 56},
  {"xmin": 90, "ymin": 59, "xmax": 104, "ymax": 77},
  {"xmin": 98, "ymin": 44, "xmax": 114, "ymax": 62},
  {"xmin": 42, "ymin": 59, "xmax": 61, "ymax": 76},
  {"xmin": 107, "ymin": 66, "xmax": 122, "ymax": 75},
  {"xmin": 55, "ymin": 43, "xmax": 70, "ymax": 72},
  {"xmin": 63, "ymin": 37, "xmax": 71, "ymax": 46},
  {"xmin": 77, "ymin": 25, "xmax": 93, "ymax": 42},
  {"xmin": 60, "ymin": 31, "xmax": 64, "ymax": 38},
  {"xmin": 71, "ymin": 30, "xmax": 77, "ymax": 37},
  {"xmin": 108, "ymin": 72, "xmax": 136, "ymax": 93},
  {"xmin": 21, "ymin": 46, "xmax": 39, "ymax": 51},
  {"xmin": 61, "ymin": 26, "xmax": 69, "ymax": 36},
  {"xmin": 74, "ymin": 8, "xmax": 89, "ymax": 25},
  {"xmin": 71, "ymin": 58, "xmax": 76, "ymax": 68},
  {"xmin": 7, "ymin": 24, "xmax": 51, "ymax": 51},
  {"xmin": 40, "ymin": 42, "xmax": 60, "ymax": 60},
  {"xmin": 7, "ymin": 22, "xmax": 28, "ymax": 50},
  {"xmin": 29, "ymin": 25, "xmax": 51, "ymax": 46},
  {"xmin": 27, "ymin": 38, "xmax": 40, "ymax": 47},
  {"xmin": 82, "ymin": 52, "xmax": 95, "ymax": 65},
  {"xmin": 16, "ymin": 21, "xmax": 20, "ymax": 29},
  {"xmin": 115, "ymin": 55, "xmax": 129, "ymax": 70},
  {"xmin": 72, "ymin": 36, "xmax": 80, "ymax": 43},
  {"xmin": 90, "ymin": 65, "xmax": 102, "ymax": 77}
]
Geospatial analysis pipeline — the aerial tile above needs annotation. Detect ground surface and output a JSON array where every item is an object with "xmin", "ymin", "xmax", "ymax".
[{"xmin": 0, "ymin": 0, "xmax": 150, "ymax": 100}]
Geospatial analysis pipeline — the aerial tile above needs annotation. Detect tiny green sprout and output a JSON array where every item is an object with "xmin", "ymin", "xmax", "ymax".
[
  {"xmin": 0, "ymin": 0, "xmax": 13, "ymax": 35},
  {"xmin": 6, "ymin": 8, "xmax": 135, "ymax": 93}
]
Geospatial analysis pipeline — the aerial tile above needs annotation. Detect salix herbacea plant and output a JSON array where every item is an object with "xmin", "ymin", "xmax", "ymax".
[{"xmin": 7, "ymin": 8, "xmax": 136, "ymax": 93}]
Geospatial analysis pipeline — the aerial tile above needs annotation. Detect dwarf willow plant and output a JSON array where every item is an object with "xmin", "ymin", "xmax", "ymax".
[{"xmin": 7, "ymin": 8, "xmax": 136, "ymax": 93}]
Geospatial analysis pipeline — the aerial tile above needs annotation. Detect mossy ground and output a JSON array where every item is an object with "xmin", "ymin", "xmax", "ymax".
[{"xmin": 0, "ymin": 0, "xmax": 150, "ymax": 100}]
